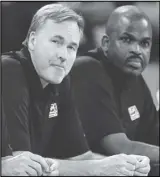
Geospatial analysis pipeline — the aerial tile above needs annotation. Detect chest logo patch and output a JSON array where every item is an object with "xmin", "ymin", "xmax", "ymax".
[
  {"xmin": 49, "ymin": 103, "xmax": 58, "ymax": 118},
  {"xmin": 128, "ymin": 105, "xmax": 140, "ymax": 121}
]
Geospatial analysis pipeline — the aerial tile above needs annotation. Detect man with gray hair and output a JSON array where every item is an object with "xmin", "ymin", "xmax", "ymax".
[{"xmin": 2, "ymin": 3, "xmax": 150, "ymax": 176}]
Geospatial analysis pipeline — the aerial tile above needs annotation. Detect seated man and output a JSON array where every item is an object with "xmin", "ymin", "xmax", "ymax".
[
  {"xmin": 71, "ymin": 5, "xmax": 159, "ymax": 176},
  {"xmin": 2, "ymin": 3, "xmax": 150, "ymax": 176}
]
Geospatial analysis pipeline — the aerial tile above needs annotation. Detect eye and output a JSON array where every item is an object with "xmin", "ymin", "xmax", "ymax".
[
  {"xmin": 68, "ymin": 46, "xmax": 76, "ymax": 51},
  {"xmin": 141, "ymin": 41, "xmax": 150, "ymax": 48},
  {"xmin": 52, "ymin": 40, "xmax": 60, "ymax": 44},
  {"xmin": 120, "ymin": 36, "xmax": 132, "ymax": 43}
]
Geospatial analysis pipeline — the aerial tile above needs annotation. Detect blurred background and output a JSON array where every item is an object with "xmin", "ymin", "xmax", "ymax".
[{"xmin": 1, "ymin": 1, "xmax": 159, "ymax": 106}]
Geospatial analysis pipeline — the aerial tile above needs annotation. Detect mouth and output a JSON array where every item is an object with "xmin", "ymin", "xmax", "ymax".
[
  {"xmin": 127, "ymin": 62, "xmax": 142, "ymax": 70},
  {"xmin": 51, "ymin": 64, "xmax": 65, "ymax": 70},
  {"xmin": 126, "ymin": 57, "xmax": 143, "ymax": 70}
]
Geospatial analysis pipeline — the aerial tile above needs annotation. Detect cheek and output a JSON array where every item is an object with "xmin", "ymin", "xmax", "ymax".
[
  {"xmin": 34, "ymin": 45, "xmax": 46, "ymax": 59},
  {"xmin": 35, "ymin": 40, "xmax": 55, "ymax": 56},
  {"xmin": 34, "ymin": 46, "xmax": 55, "ymax": 66},
  {"xmin": 35, "ymin": 60, "xmax": 49, "ymax": 74},
  {"xmin": 110, "ymin": 42, "xmax": 126, "ymax": 55},
  {"xmin": 142, "ymin": 51, "xmax": 150, "ymax": 68},
  {"xmin": 109, "ymin": 43, "xmax": 127, "ymax": 60},
  {"xmin": 142, "ymin": 48, "xmax": 151, "ymax": 58},
  {"xmin": 34, "ymin": 51, "xmax": 50, "ymax": 70},
  {"xmin": 145, "ymin": 50, "xmax": 151, "ymax": 58},
  {"xmin": 116, "ymin": 42, "xmax": 129, "ymax": 54},
  {"xmin": 66, "ymin": 56, "xmax": 76, "ymax": 72},
  {"xmin": 108, "ymin": 44, "xmax": 128, "ymax": 68}
]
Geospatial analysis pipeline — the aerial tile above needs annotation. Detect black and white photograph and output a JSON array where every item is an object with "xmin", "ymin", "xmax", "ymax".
[{"xmin": 1, "ymin": 1, "xmax": 159, "ymax": 176}]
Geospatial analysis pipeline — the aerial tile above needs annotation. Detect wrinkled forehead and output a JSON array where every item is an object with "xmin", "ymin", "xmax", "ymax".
[
  {"xmin": 37, "ymin": 19, "xmax": 81, "ymax": 42},
  {"xmin": 118, "ymin": 16, "xmax": 152, "ymax": 37}
]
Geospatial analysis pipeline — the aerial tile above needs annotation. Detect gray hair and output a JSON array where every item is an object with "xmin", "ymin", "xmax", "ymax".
[{"xmin": 23, "ymin": 3, "xmax": 84, "ymax": 46}]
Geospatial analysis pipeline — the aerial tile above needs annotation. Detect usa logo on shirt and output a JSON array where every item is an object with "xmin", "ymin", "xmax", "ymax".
[
  {"xmin": 49, "ymin": 103, "xmax": 58, "ymax": 118},
  {"xmin": 128, "ymin": 105, "xmax": 140, "ymax": 121}
]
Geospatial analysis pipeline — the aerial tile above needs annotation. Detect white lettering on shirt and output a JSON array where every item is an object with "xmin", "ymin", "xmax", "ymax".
[
  {"xmin": 128, "ymin": 105, "xmax": 140, "ymax": 121},
  {"xmin": 49, "ymin": 103, "xmax": 58, "ymax": 118}
]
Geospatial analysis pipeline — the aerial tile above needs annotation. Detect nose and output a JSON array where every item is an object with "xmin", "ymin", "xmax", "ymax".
[
  {"xmin": 57, "ymin": 47, "xmax": 67, "ymax": 63},
  {"xmin": 131, "ymin": 43, "xmax": 141, "ymax": 55}
]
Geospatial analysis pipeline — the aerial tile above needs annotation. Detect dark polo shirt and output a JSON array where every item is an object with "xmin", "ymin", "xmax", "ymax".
[
  {"xmin": 71, "ymin": 48, "xmax": 159, "ymax": 153},
  {"xmin": 2, "ymin": 47, "xmax": 89, "ymax": 158},
  {"xmin": 1, "ymin": 100, "xmax": 12, "ymax": 157}
]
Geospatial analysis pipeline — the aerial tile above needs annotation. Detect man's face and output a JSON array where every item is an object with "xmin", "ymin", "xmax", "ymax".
[
  {"xmin": 29, "ymin": 19, "xmax": 81, "ymax": 84},
  {"xmin": 107, "ymin": 17, "xmax": 152, "ymax": 76}
]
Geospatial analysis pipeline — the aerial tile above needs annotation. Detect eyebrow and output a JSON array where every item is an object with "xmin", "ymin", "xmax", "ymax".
[
  {"xmin": 53, "ymin": 35, "xmax": 64, "ymax": 40},
  {"xmin": 122, "ymin": 32, "xmax": 152, "ymax": 41},
  {"xmin": 53, "ymin": 35, "xmax": 79, "ymax": 48}
]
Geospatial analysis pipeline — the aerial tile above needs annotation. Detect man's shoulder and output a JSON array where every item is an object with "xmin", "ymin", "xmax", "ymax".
[
  {"xmin": 72, "ymin": 55, "xmax": 106, "ymax": 79},
  {"xmin": 71, "ymin": 56, "xmax": 113, "ymax": 89},
  {"xmin": 2, "ymin": 51, "xmax": 27, "ymax": 86},
  {"xmin": 2, "ymin": 51, "xmax": 23, "ymax": 70},
  {"xmin": 74, "ymin": 55, "xmax": 102, "ymax": 68},
  {"xmin": 2, "ymin": 51, "xmax": 26, "ymax": 74}
]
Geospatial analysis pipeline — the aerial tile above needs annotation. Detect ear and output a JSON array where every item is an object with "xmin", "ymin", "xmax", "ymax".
[
  {"xmin": 28, "ymin": 31, "xmax": 36, "ymax": 51},
  {"xmin": 101, "ymin": 34, "xmax": 110, "ymax": 54}
]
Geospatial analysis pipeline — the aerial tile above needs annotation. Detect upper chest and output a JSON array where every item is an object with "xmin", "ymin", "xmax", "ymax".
[
  {"xmin": 30, "ymin": 89, "xmax": 61, "ymax": 126},
  {"xmin": 112, "ymin": 80, "xmax": 145, "ymax": 137}
]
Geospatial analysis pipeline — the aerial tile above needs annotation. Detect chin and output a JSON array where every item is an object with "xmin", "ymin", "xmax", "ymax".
[
  {"xmin": 128, "ymin": 72, "xmax": 141, "ymax": 77},
  {"xmin": 54, "ymin": 80, "xmax": 63, "ymax": 84},
  {"xmin": 50, "ymin": 77, "xmax": 64, "ymax": 85},
  {"xmin": 124, "ymin": 68, "xmax": 142, "ymax": 76},
  {"xmin": 132, "ymin": 70, "xmax": 142, "ymax": 76}
]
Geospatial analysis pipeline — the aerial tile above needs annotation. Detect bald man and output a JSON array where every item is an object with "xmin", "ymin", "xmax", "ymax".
[{"xmin": 71, "ymin": 5, "xmax": 159, "ymax": 176}]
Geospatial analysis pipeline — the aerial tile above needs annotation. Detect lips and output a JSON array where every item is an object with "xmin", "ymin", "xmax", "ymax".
[
  {"xmin": 127, "ymin": 61, "xmax": 142, "ymax": 68},
  {"xmin": 51, "ymin": 64, "xmax": 65, "ymax": 70},
  {"xmin": 126, "ymin": 57, "xmax": 143, "ymax": 69}
]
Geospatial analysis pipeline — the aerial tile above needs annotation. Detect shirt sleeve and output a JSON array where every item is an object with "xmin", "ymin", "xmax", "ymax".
[
  {"xmin": 71, "ymin": 57, "xmax": 124, "ymax": 146},
  {"xmin": 2, "ymin": 55, "xmax": 31, "ymax": 151},
  {"xmin": 57, "ymin": 76, "xmax": 90, "ymax": 158},
  {"xmin": 136, "ymin": 77, "xmax": 159, "ymax": 146}
]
